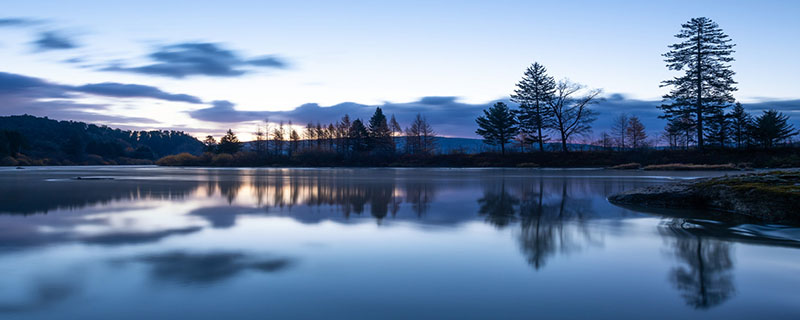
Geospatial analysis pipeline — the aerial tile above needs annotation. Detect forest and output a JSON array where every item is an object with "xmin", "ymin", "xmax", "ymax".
[{"xmin": 0, "ymin": 115, "xmax": 202, "ymax": 165}]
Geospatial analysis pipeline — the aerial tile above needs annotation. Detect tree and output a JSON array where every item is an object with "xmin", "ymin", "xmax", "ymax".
[
  {"xmin": 289, "ymin": 129, "xmax": 300, "ymax": 156},
  {"xmin": 476, "ymin": 102, "xmax": 519, "ymax": 155},
  {"xmin": 511, "ymin": 62, "xmax": 556, "ymax": 152},
  {"xmin": 548, "ymin": 80, "xmax": 600, "ymax": 152},
  {"xmin": 705, "ymin": 108, "xmax": 730, "ymax": 147},
  {"xmin": 749, "ymin": 110, "xmax": 797, "ymax": 148},
  {"xmin": 367, "ymin": 107, "xmax": 392, "ymax": 153},
  {"xmin": 390, "ymin": 114, "xmax": 402, "ymax": 153},
  {"xmin": 597, "ymin": 132, "xmax": 613, "ymax": 150},
  {"xmin": 728, "ymin": 103, "xmax": 751, "ymax": 148},
  {"xmin": 0, "ymin": 130, "xmax": 25, "ymax": 156},
  {"xmin": 405, "ymin": 114, "xmax": 437, "ymax": 155},
  {"xmin": 337, "ymin": 115, "xmax": 352, "ymax": 154},
  {"xmin": 661, "ymin": 17, "xmax": 737, "ymax": 149},
  {"xmin": 202, "ymin": 135, "xmax": 218, "ymax": 153},
  {"xmin": 610, "ymin": 113, "xmax": 630, "ymax": 150},
  {"xmin": 272, "ymin": 121, "xmax": 286, "ymax": 155},
  {"xmin": 626, "ymin": 116, "xmax": 647, "ymax": 149},
  {"xmin": 349, "ymin": 119, "xmax": 369, "ymax": 153},
  {"xmin": 217, "ymin": 129, "xmax": 242, "ymax": 154},
  {"xmin": 253, "ymin": 122, "xmax": 267, "ymax": 155}
]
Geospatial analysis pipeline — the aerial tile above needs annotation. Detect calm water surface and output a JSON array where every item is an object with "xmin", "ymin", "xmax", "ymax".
[{"xmin": 0, "ymin": 167, "xmax": 798, "ymax": 319}]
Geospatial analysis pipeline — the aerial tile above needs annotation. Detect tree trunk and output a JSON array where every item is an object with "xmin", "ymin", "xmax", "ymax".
[{"xmin": 696, "ymin": 23, "xmax": 704, "ymax": 149}]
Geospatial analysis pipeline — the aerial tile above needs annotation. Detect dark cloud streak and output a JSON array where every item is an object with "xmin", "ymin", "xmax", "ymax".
[
  {"xmin": 33, "ymin": 31, "xmax": 78, "ymax": 50},
  {"xmin": 103, "ymin": 42, "xmax": 289, "ymax": 78}
]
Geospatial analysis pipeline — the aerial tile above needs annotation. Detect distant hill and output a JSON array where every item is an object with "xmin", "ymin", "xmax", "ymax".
[{"xmin": 0, "ymin": 115, "xmax": 203, "ymax": 165}]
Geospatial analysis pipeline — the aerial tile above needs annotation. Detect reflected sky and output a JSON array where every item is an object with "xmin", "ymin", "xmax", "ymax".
[{"xmin": 0, "ymin": 167, "xmax": 798, "ymax": 319}]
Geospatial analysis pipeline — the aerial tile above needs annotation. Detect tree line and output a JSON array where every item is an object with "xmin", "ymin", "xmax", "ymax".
[
  {"xmin": 0, "ymin": 115, "xmax": 203, "ymax": 165},
  {"xmin": 476, "ymin": 17, "xmax": 797, "ymax": 153},
  {"xmin": 180, "ymin": 108, "xmax": 439, "ymax": 165}
]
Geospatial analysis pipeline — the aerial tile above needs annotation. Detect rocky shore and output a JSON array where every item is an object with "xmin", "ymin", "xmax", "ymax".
[{"xmin": 608, "ymin": 170, "xmax": 800, "ymax": 224}]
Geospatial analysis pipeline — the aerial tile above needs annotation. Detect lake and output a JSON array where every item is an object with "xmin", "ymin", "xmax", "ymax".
[{"xmin": 0, "ymin": 167, "xmax": 798, "ymax": 319}]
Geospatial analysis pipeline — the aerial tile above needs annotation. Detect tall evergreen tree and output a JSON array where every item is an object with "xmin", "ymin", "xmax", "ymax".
[
  {"xmin": 661, "ymin": 17, "xmax": 737, "ymax": 149},
  {"xmin": 728, "ymin": 103, "xmax": 751, "ymax": 148},
  {"xmin": 510, "ymin": 62, "xmax": 556, "ymax": 152},
  {"xmin": 750, "ymin": 110, "xmax": 797, "ymax": 148},
  {"xmin": 349, "ymin": 119, "xmax": 369, "ymax": 152},
  {"xmin": 367, "ymin": 107, "xmax": 392, "ymax": 152},
  {"xmin": 705, "ymin": 108, "xmax": 730, "ymax": 147},
  {"xmin": 476, "ymin": 102, "xmax": 519, "ymax": 155},
  {"xmin": 218, "ymin": 129, "xmax": 242, "ymax": 154},
  {"xmin": 202, "ymin": 135, "xmax": 218, "ymax": 153}
]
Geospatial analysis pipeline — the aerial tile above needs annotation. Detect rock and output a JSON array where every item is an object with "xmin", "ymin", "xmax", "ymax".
[{"xmin": 608, "ymin": 170, "xmax": 800, "ymax": 224}]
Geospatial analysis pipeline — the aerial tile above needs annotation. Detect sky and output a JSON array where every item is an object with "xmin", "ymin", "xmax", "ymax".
[{"xmin": 1, "ymin": 0, "xmax": 799, "ymax": 140}]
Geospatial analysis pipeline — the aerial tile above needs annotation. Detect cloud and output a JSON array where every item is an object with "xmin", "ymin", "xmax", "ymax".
[
  {"xmin": 187, "ymin": 94, "xmax": 800, "ymax": 138},
  {"xmin": 103, "ymin": 42, "xmax": 289, "ymax": 78},
  {"xmin": 0, "ymin": 71, "xmax": 203, "ymax": 124},
  {"xmin": 73, "ymin": 83, "xmax": 203, "ymax": 104},
  {"xmin": 33, "ymin": 31, "xmax": 78, "ymax": 50},
  {"xmin": 0, "ymin": 17, "xmax": 44, "ymax": 27}
]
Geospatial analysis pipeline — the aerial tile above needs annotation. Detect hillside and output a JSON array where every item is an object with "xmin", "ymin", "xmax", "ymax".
[{"xmin": 0, "ymin": 115, "xmax": 203, "ymax": 165}]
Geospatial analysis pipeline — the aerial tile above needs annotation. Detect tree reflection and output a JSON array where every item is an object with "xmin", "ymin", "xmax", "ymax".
[
  {"xmin": 662, "ymin": 219, "xmax": 735, "ymax": 309},
  {"xmin": 477, "ymin": 178, "xmax": 601, "ymax": 270}
]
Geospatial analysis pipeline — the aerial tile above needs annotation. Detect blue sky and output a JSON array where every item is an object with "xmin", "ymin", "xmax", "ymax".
[{"xmin": 1, "ymin": 0, "xmax": 799, "ymax": 139}]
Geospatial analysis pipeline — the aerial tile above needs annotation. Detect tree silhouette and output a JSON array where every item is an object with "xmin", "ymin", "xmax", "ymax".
[
  {"xmin": 626, "ymin": 115, "xmax": 647, "ymax": 149},
  {"xmin": 661, "ymin": 17, "xmax": 737, "ymax": 149},
  {"xmin": 367, "ymin": 107, "xmax": 392, "ymax": 153},
  {"xmin": 217, "ymin": 129, "xmax": 242, "ymax": 154},
  {"xmin": 511, "ymin": 62, "xmax": 556, "ymax": 152},
  {"xmin": 728, "ymin": 103, "xmax": 751, "ymax": 149},
  {"xmin": 750, "ymin": 110, "xmax": 798, "ymax": 148},
  {"xmin": 548, "ymin": 80, "xmax": 600, "ymax": 152},
  {"xmin": 476, "ymin": 102, "xmax": 519, "ymax": 155}
]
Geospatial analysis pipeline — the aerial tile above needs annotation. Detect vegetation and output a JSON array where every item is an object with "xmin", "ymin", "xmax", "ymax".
[
  {"xmin": 475, "ymin": 102, "xmax": 518, "ymax": 155},
  {"xmin": 660, "ymin": 17, "xmax": 737, "ymax": 149},
  {"xmin": 0, "ymin": 115, "xmax": 202, "ymax": 165}
]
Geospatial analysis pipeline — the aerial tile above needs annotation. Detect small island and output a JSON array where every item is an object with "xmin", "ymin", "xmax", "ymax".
[{"xmin": 608, "ymin": 170, "xmax": 800, "ymax": 224}]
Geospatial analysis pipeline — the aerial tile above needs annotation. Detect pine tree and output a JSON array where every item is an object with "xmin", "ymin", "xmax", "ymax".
[
  {"xmin": 661, "ymin": 17, "xmax": 737, "ymax": 149},
  {"xmin": 750, "ymin": 110, "xmax": 798, "ymax": 148},
  {"xmin": 202, "ymin": 135, "xmax": 218, "ymax": 153},
  {"xmin": 367, "ymin": 107, "xmax": 392, "ymax": 152},
  {"xmin": 349, "ymin": 119, "xmax": 369, "ymax": 152},
  {"xmin": 728, "ymin": 103, "xmax": 751, "ymax": 148},
  {"xmin": 705, "ymin": 109, "xmax": 730, "ymax": 147},
  {"xmin": 476, "ymin": 102, "xmax": 519, "ymax": 155},
  {"xmin": 510, "ymin": 62, "xmax": 555, "ymax": 152},
  {"xmin": 626, "ymin": 116, "xmax": 647, "ymax": 149},
  {"xmin": 218, "ymin": 129, "xmax": 242, "ymax": 154}
]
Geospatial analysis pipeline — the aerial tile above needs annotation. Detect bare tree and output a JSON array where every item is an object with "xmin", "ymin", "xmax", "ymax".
[
  {"xmin": 405, "ymin": 114, "xmax": 437, "ymax": 155},
  {"xmin": 610, "ymin": 113, "xmax": 629, "ymax": 150},
  {"xmin": 548, "ymin": 80, "xmax": 601, "ymax": 152},
  {"xmin": 626, "ymin": 115, "xmax": 648, "ymax": 149}
]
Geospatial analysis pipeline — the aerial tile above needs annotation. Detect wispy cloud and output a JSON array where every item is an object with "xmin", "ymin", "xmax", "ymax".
[
  {"xmin": 0, "ymin": 71, "xmax": 202, "ymax": 124},
  {"xmin": 102, "ymin": 42, "xmax": 289, "ymax": 78},
  {"xmin": 0, "ymin": 17, "xmax": 44, "ymax": 27},
  {"xmin": 33, "ymin": 31, "xmax": 78, "ymax": 50}
]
